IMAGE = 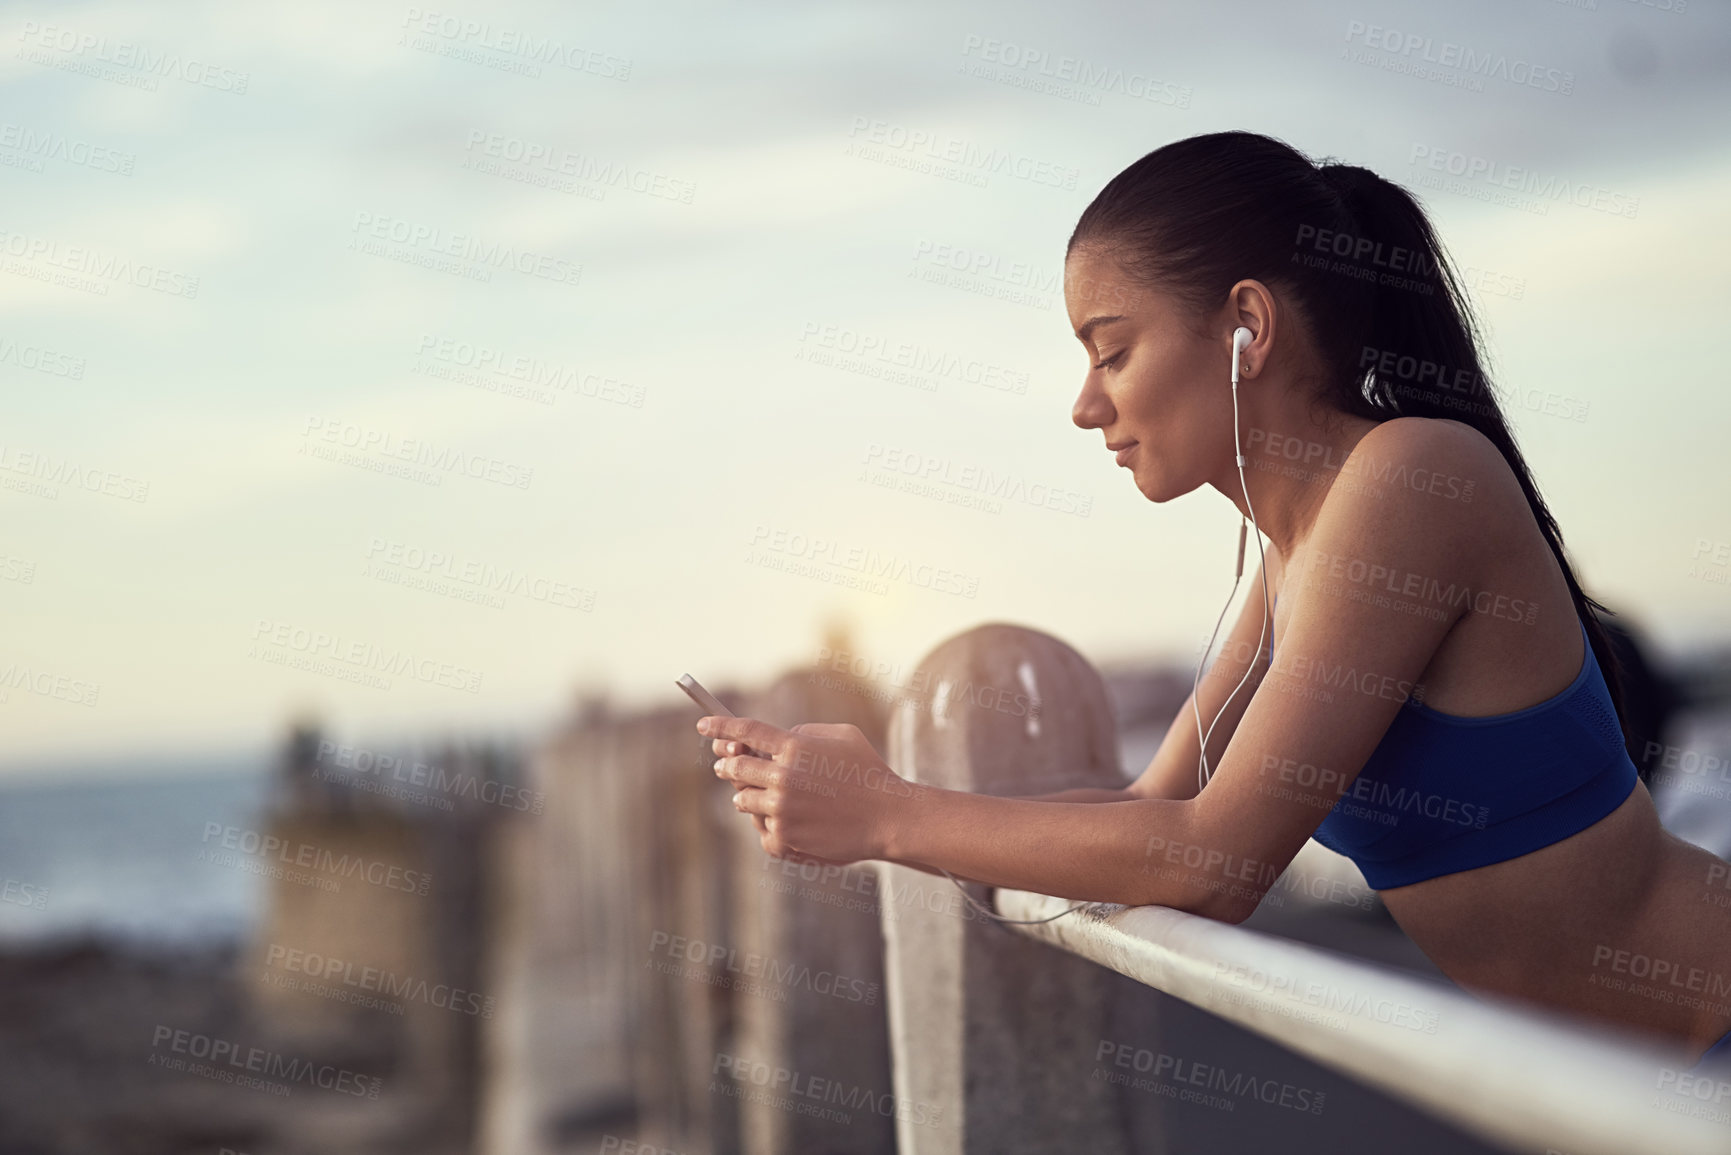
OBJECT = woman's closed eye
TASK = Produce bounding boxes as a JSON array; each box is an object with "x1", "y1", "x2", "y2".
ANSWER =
[{"x1": 1092, "y1": 350, "x2": 1124, "y2": 371}]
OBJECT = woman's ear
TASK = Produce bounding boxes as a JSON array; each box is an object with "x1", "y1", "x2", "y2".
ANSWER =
[{"x1": 1226, "y1": 279, "x2": 1277, "y2": 378}]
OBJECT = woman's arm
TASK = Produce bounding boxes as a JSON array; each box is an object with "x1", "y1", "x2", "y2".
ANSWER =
[
  {"x1": 708, "y1": 421, "x2": 1492, "y2": 918},
  {"x1": 1013, "y1": 548, "x2": 1283, "y2": 806}
]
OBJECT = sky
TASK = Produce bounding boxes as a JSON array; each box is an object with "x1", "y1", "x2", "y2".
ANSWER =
[{"x1": 2, "y1": 0, "x2": 1729, "y2": 776}]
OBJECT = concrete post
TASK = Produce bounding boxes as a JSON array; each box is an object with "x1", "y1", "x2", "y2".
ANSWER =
[
  {"x1": 879, "y1": 622, "x2": 1172, "y2": 1155},
  {"x1": 720, "y1": 667, "x2": 896, "y2": 1154}
]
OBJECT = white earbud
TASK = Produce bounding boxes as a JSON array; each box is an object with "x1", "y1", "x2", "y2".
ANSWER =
[
  {"x1": 1231, "y1": 326, "x2": 1253, "y2": 385},
  {"x1": 1193, "y1": 323, "x2": 1271, "y2": 793}
]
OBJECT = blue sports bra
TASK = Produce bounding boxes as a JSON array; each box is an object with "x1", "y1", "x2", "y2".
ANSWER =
[{"x1": 1286, "y1": 612, "x2": 1638, "y2": 890}]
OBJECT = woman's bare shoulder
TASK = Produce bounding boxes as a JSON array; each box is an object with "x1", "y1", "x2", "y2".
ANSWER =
[{"x1": 1336, "y1": 417, "x2": 1528, "y2": 531}]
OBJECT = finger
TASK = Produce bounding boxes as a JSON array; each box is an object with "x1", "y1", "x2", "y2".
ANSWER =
[
  {"x1": 717, "y1": 753, "x2": 781, "y2": 790},
  {"x1": 789, "y1": 722, "x2": 852, "y2": 739},
  {"x1": 733, "y1": 787, "x2": 777, "y2": 818},
  {"x1": 698, "y1": 715, "x2": 793, "y2": 758},
  {"x1": 784, "y1": 848, "x2": 845, "y2": 867},
  {"x1": 761, "y1": 816, "x2": 790, "y2": 860}
]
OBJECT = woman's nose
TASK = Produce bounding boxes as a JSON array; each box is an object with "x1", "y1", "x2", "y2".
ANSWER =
[{"x1": 1072, "y1": 377, "x2": 1113, "y2": 430}]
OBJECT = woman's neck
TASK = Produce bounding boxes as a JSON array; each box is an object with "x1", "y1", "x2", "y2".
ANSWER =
[{"x1": 1212, "y1": 397, "x2": 1381, "y2": 559}]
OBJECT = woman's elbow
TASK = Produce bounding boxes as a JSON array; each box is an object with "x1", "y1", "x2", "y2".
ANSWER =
[
  {"x1": 1202, "y1": 890, "x2": 1263, "y2": 925},
  {"x1": 1122, "y1": 880, "x2": 1263, "y2": 924}
]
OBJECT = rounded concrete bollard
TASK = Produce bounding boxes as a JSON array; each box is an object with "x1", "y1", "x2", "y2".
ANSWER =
[{"x1": 879, "y1": 622, "x2": 1172, "y2": 1155}]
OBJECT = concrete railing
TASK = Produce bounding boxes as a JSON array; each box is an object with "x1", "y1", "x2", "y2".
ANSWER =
[
  {"x1": 992, "y1": 892, "x2": 1727, "y2": 1155},
  {"x1": 883, "y1": 622, "x2": 1731, "y2": 1155},
  {"x1": 485, "y1": 620, "x2": 1730, "y2": 1154}
]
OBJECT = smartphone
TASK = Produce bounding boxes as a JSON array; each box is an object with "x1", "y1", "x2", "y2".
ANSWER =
[{"x1": 676, "y1": 674, "x2": 735, "y2": 718}]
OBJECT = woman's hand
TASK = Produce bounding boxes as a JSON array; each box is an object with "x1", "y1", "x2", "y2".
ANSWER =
[{"x1": 701, "y1": 715, "x2": 921, "y2": 864}]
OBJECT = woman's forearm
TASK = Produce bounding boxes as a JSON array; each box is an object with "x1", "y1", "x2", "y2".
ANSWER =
[
  {"x1": 875, "y1": 789, "x2": 1136, "y2": 879},
  {"x1": 882, "y1": 785, "x2": 1233, "y2": 914},
  {"x1": 1012, "y1": 786, "x2": 1138, "y2": 804}
]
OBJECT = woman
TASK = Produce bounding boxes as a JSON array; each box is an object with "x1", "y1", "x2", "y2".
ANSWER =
[{"x1": 698, "y1": 131, "x2": 1731, "y2": 1069}]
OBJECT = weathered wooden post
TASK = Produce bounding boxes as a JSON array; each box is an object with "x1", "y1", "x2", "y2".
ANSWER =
[
  {"x1": 718, "y1": 666, "x2": 896, "y2": 1154},
  {"x1": 879, "y1": 622, "x2": 1172, "y2": 1155}
]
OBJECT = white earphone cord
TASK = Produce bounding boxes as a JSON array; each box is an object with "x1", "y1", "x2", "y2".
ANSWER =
[
  {"x1": 1195, "y1": 332, "x2": 1271, "y2": 793},
  {"x1": 939, "y1": 867, "x2": 1083, "y2": 924},
  {"x1": 936, "y1": 330, "x2": 1267, "y2": 924}
]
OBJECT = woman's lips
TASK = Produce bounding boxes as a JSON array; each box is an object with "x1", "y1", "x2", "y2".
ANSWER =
[{"x1": 1115, "y1": 442, "x2": 1138, "y2": 467}]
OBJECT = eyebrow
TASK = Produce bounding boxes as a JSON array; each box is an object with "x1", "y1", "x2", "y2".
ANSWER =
[{"x1": 1075, "y1": 315, "x2": 1124, "y2": 342}]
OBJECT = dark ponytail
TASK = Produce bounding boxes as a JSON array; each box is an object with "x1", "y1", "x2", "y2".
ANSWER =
[{"x1": 1069, "y1": 131, "x2": 1633, "y2": 766}]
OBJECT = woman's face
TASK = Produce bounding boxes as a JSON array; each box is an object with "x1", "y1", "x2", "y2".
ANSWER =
[{"x1": 1065, "y1": 245, "x2": 1233, "y2": 503}]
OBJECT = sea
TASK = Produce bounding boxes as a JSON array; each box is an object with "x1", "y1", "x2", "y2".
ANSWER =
[
  {"x1": 0, "y1": 749, "x2": 273, "y2": 948},
  {"x1": 1, "y1": 706, "x2": 1728, "y2": 951}
]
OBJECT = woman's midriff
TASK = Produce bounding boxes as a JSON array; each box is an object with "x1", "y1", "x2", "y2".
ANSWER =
[{"x1": 1376, "y1": 782, "x2": 1731, "y2": 1059}]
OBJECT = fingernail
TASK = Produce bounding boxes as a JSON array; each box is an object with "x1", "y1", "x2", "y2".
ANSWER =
[
  {"x1": 713, "y1": 758, "x2": 724, "y2": 772},
  {"x1": 698, "y1": 718, "x2": 711, "y2": 735}
]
